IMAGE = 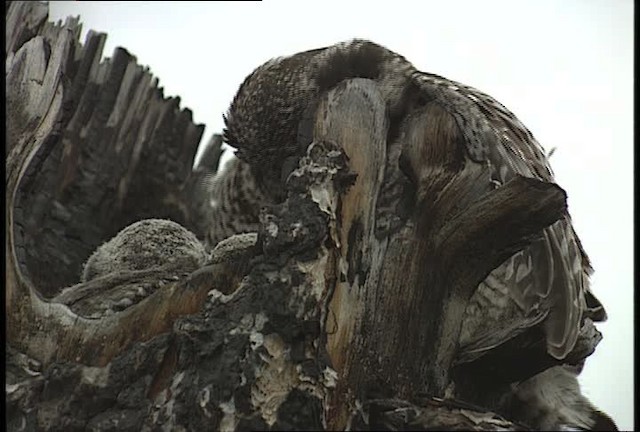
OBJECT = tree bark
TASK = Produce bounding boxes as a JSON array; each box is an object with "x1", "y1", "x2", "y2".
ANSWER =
[{"x1": 6, "y1": 3, "x2": 570, "y2": 431}]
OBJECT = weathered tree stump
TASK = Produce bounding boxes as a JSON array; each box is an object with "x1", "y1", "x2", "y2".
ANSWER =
[
  {"x1": 6, "y1": 1, "x2": 207, "y2": 300},
  {"x1": 7, "y1": 2, "x2": 602, "y2": 431}
]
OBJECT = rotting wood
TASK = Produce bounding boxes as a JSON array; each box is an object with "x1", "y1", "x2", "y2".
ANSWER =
[
  {"x1": 6, "y1": 2, "x2": 206, "y2": 301},
  {"x1": 6, "y1": 2, "x2": 590, "y2": 431},
  {"x1": 319, "y1": 83, "x2": 567, "y2": 429},
  {"x1": 5, "y1": 0, "x2": 218, "y2": 380}
]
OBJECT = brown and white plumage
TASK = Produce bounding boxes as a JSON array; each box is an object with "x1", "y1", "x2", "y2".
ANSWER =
[
  {"x1": 497, "y1": 365, "x2": 617, "y2": 431},
  {"x1": 220, "y1": 39, "x2": 607, "y2": 363},
  {"x1": 201, "y1": 157, "x2": 271, "y2": 249},
  {"x1": 409, "y1": 71, "x2": 608, "y2": 360},
  {"x1": 223, "y1": 40, "x2": 414, "y2": 199},
  {"x1": 205, "y1": 38, "x2": 616, "y2": 429}
]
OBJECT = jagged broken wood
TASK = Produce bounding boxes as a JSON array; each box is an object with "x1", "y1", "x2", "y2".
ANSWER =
[{"x1": 6, "y1": 2, "x2": 568, "y2": 431}]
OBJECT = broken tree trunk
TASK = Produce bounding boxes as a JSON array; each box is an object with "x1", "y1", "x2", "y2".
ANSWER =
[
  {"x1": 6, "y1": 1, "x2": 207, "y2": 300},
  {"x1": 6, "y1": 2, "x2": 568, "y2": 431}
]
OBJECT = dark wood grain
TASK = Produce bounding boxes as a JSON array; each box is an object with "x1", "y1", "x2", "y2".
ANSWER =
[{"x1": 5, "y1": 3, "x2": 583, "y2": 430}]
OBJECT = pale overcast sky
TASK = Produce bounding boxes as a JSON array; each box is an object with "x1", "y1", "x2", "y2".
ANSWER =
[{"x1": 48, "y1": 1, "x2": 633, "y2": 429}]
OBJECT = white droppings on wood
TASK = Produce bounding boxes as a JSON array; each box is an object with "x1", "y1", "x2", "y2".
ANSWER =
[
  {"x1": 198, "y1": 385, "x2": 212, "y2": 418},
  {"x1": 219, "y1": 398, "x2": 238, "y2": 432},
  {"x1": 322, "y1": 366, "x2": 338, "y2": 388},
  {"x1": 250, "y1": 331, "x2": 264, "y2": 351},
  {"x1": 251, "y1": 332, "x2": 298, "y2": 426},
  {"x1": 310, "y1": 182, "x2": 338, "y2": 217},
  {"x1": 265, "y1": 221, "x2": 279, "y2": 238},
  {"x1": 207, "y1": 287, "x2": 239, "y2": 304},
  {"x1": 294, "y1": 252, "x2": 329, "y2": 318}
]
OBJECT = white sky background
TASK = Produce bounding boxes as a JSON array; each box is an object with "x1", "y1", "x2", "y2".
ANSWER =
[{"x1": 48, "y1": 1, "x2": 633, "y2": 429}]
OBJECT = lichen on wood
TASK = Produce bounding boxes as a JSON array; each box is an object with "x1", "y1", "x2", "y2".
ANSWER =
[{"x1": 6, "y1": 2, "x2": 588, "y2": 431}]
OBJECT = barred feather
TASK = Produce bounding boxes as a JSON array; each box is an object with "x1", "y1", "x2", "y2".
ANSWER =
[
  {"x1": 498, "y1": 365, "x2": 617, "y2": 430},
  {"x1": 218, "y1": 39, "x2": 607, "y2": 362},
  {"x1": 202, "y1": 157, "x2": 270, "y2": 249},
  {"x1": 223, "y1": 39, "x2": 414, "y2": 194},
  {"x1": 409, "y1": 72, "x2": 606, "y2": 359}
]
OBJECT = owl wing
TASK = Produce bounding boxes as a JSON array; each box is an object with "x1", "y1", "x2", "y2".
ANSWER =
[{"x1": 410, "y1": 71, "x2": 606, "y2": 360}]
